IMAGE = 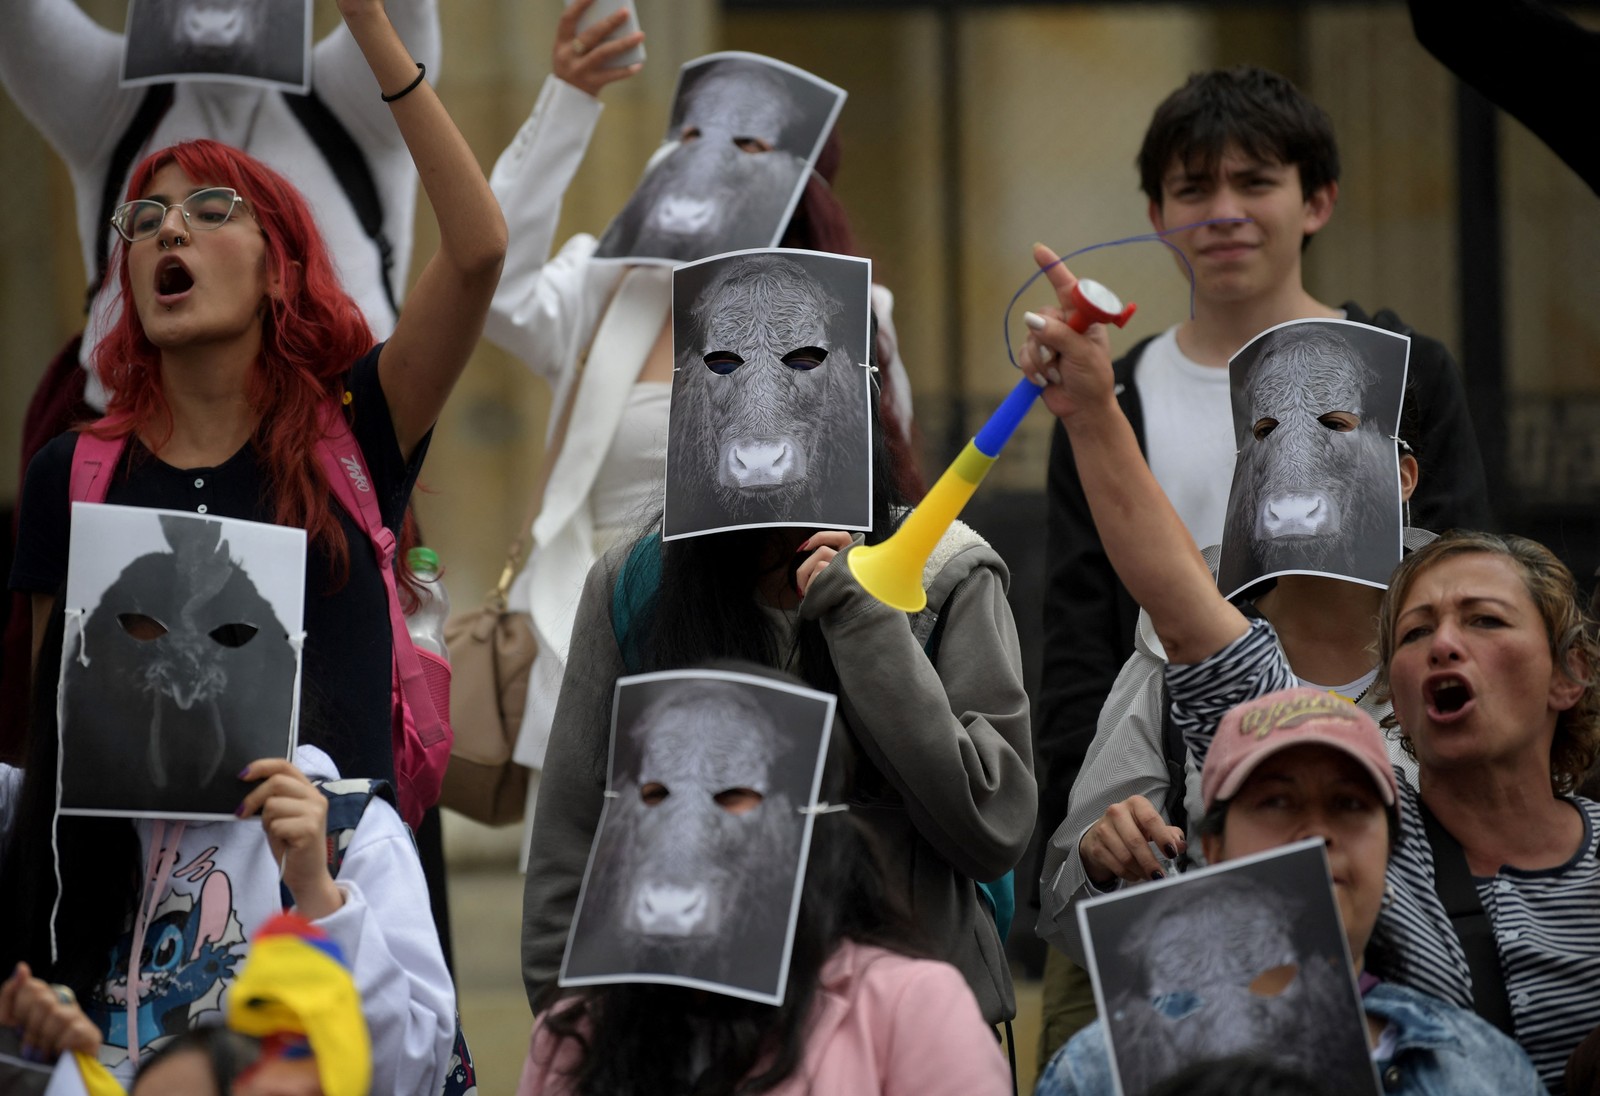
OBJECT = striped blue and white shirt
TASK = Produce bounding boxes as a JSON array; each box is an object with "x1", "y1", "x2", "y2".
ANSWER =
[{"x1": 1166, "y1": 619, "x2": 1600, "y2": 1093}]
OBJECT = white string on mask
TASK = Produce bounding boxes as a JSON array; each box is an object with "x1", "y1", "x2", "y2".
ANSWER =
[{"x1": 797, "y1": 801, "x2": 848, "y2": 815}]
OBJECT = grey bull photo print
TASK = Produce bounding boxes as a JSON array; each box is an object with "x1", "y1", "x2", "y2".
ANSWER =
[
  {"x1": 560, "y1": 670, "x2": 836, "y2": 1005},
  {"x1": 591, "y1": 52, "x2": 845, "y2": 265},
  {"x1": 1217, "y1": 318, "x2": 1410, "y2": 600},
  {"x1": 663, "y1": 248, "x2": 873, "y2": 540}
]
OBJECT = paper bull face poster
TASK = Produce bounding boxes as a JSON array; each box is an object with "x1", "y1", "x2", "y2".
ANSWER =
[
  {"x1": 591, "y1": 52, "x2": 846, "y2": 265},
  {"x1": 663, "y1": 248, "x2": 874, "y2": 541},
  {"x1": 561, "y1": 670, "x2": 837, "y2": 1005},
  {"x1": 1217, "y1": 319, "x2": 1410, "y2": 601},
  {"x1": 122, "y1": 0, "x2": 313, "y2": 93},
  {"x1": 1078, "y1": 839, "x2": 1380, "y2": 1096},
  {"x1": 58, "y1": 504, "x2": 305, "y2": 820}
]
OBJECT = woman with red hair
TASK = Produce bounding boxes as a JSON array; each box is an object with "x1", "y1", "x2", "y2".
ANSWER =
[{"x1": 9, "y1": 0, "x2": 507, "y2": 791}]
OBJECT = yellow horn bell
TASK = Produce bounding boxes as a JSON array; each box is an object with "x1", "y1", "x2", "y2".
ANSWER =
[{"x1": 848, "y1": 441, "x2": 997, "y2": 612}]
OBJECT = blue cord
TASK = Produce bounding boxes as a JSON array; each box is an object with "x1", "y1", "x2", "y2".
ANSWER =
[{"x1": 1002, "y1": 217, "x2": 1251, "y2": 370}]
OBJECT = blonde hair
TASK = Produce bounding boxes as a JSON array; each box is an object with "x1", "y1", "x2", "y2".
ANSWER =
[{"x1": 1373, "y1": 531, "x2": 1600, "y2": 794}]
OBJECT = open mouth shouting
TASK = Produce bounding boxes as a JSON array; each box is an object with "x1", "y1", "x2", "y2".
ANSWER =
[
  {"x1": 154, "y1": 255, "x2": 195, "y2": 305},
  {"x1": 1424, "y1": 673, "x2": 1476, "y2": 723}
]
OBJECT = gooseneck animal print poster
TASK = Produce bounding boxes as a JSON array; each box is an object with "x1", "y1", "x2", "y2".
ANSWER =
[
  {"x1": 663, "y1": 248, "x2": 873, "y2": 540},
  {"x1": 560, "y1": 670, "x2": 836, "y2": 1005},
  {"x1": 1216, "y1": 319, "x2": 1410, "y2": 601},
  {"x1": 122, "y1": 0, "x2": 313, "y2": 93},
  {"x1": 1078, "y1": 839, "x2": 1380, "y2": 1096},
  {"x1": 57, "y1": 504, "x2": 306, "y2": 820},
  {"x1": 592, "y1": 53, "x2": 846, "y2": 265}
]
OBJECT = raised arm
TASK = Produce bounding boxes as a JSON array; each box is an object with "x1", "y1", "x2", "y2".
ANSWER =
[
  {"x1": 1021, "y1": 245, "x2": 1245, "y2": 666},
  {"x1": 482, "y1": 1, "x2": 644, "y2": 381},
  {"x1": 0, "y1": 0, "x2": 131, "y2": 171},
  {"x1": 339, "y1": 0, "x2": 507, "y2": 460},
  {"x1": 800, "y1": 539, "x2": 1035, "y2": 882},
  {"x1": 313, "y1": 0, "x2": 441, "y2": 148}
]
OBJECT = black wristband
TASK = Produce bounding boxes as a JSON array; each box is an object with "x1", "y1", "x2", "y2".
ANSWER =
[{"x1": 381, "y1": 62, "x2": 426, "y2": 103}]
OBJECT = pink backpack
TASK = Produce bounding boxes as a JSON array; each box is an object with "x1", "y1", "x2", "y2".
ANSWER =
[{"x1": 68, "y1": 403, "x2": 451, "y2": 829}]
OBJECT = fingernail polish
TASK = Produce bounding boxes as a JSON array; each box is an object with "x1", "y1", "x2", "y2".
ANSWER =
[
  {"x1": 1047, "y1": 368, "x2": 1062, "y2": 385},
  {"x1": 1151, "y1": 870, "x2": 1165, "y2": 881},
  {"x1": 1023, "y1": 311, "x2": 1046, "y2": 331},
  {"x1": 1165, "y1": 844, "x2": 1179, "y2": 859},
  {"x1": 238, "y1": 767, "x2": 251, "y2": 780},
  {"x1": 1037, "y1": 344, "x2": 1054, "y2": 367},
  {"x1": 235, "y1": 803, "x2": 248, "y2": 818}
]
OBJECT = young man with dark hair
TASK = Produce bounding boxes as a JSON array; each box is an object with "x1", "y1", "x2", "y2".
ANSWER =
[{"x1": 1032, "y1": 65, "x2": 1492, "y2": 1069}]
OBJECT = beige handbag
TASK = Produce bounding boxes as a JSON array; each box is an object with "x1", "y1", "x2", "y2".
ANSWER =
[
  {"x1": 439, "y1": 544, "x2": 538, "y2": 826},
  {"x1": 439, "y1": 286, "x2": 619, "y2": 825}
]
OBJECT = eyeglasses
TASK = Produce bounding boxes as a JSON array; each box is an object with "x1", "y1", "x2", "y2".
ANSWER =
[{"x1": 110, "y1": 187, "x2": 246, "y2": 243}]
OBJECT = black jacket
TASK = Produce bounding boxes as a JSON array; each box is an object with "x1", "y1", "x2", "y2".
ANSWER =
[{"x1": 1033, "y1": 304, "x2": 1492, "y2": 903}]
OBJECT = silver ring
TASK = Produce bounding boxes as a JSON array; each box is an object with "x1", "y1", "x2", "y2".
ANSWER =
[
  {"x1": 49, "y1": 983, "x2": 76, "y2": 1007},
  {"x1": 571, "y1": 36, "x2": 588, "y2": 56}
]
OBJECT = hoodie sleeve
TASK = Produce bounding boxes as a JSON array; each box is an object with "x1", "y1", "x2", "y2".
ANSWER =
[
  {"x1": 482, "y1": 76, "x2": 619, "y2": 387},
  {"x1": 312, "y1": 802, "x2": 456, "y2": 1096},
  {"x1": 800, "y1": 544, "x2": 1035, "y2": 882},
  {"x1": 520, "y1": 547, "x2": 628, "y2": 1007}
]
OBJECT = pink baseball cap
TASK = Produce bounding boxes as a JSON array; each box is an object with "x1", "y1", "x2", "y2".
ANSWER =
[{"x1": 1203, "y1": 687, "x2": 1398, "y2": 811}]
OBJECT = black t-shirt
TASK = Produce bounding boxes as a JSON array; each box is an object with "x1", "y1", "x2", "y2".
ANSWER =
[{"x1": 10, "y1": 345, "x2": 429, "y2": 785}]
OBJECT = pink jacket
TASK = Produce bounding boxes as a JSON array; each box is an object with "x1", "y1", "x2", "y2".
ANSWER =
[{"x1": 516, "y1": 941, "x2": 1012, "y2": 1095}]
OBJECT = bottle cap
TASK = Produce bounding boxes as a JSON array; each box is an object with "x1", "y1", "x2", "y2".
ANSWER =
[{"x1": 407, "y1": 547, "x2": 440, "y2": 574}]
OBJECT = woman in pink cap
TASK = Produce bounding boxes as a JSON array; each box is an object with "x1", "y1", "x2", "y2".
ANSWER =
[
  {"x1": 1036, "y1": 685, "x2": 1544, "y2": 1094},
  {"x1": 1021, "y1": 245, "x2": 1597, "y2": 1092}
]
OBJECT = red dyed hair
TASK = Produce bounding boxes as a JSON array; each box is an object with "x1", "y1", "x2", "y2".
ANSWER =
[
  {"x1": 780, "y1": 129, "x2": 925, "y2": 500},
  {"x1": 93, "y1": 139, "x2": 376, "y2": 578}
]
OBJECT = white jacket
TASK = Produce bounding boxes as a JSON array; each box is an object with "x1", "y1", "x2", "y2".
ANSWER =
[
  {"x1": 483, "y1": 76, "x2": 916, "y2": 780},
  {"x1": 0, "y1": 0, "x2": 438, "y2": 403},
  {"x1": 0, "y1": 746, "x2": 456, "y2": 1093}
]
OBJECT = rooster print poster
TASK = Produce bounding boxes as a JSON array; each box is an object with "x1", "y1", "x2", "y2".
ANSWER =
[{"x1": 58, "y1": 504, "x2": 305, "y2": 819}]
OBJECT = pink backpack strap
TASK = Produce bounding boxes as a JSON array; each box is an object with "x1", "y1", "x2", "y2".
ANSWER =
[
  {"x1": 314, "y1": 402, "x2": 449, "y2": 827},
  {"x1": 69, "y1": 428, "x2": 130, "y2": 504}
]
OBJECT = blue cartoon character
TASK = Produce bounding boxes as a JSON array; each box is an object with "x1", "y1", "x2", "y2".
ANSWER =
[{"x1": 90, "y1": 865, "x2": 243, "y2": 1054}]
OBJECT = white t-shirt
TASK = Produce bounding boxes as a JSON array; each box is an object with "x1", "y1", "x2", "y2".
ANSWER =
[{"x1": 1133, "y1": 328, "x2": 1235, "y2": 549}]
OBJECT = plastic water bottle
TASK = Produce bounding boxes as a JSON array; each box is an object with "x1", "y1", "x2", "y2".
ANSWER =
[{"x1": 407, "y1": 547, "x2": 451, "y2": 661}]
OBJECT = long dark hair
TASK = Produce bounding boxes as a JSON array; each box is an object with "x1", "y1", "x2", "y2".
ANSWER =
[
  {"x1": 534, "y1": 675, "x2": 923, "y2": 1095},
  {"x1": 0, "y1": 600, "x2": 142, "y2": 1002}
]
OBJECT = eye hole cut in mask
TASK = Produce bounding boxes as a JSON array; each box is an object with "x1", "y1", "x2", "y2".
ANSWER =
[{"x1": 679, "y1": 125, "x2": 776, "y2": 155}]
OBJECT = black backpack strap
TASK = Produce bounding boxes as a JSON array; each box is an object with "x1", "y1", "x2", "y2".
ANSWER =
[
  {"x1": 283, "y1": 90, "x2": 399, "y2": 317},
  {"x1": 921, "y1": 571, "x2": 977, "y2": 665},
  {"x1": 1416, "y1": 798, "x2": 1515, "y2": 1034},
  {"x1": 89, "y1": 84, "x2": 175, "y2": 309},
  {"x1": 278, "y1": 778, "x2": 400, "y2": 907},
  {"x1": 1159, "y1": 682, "x2": 1189, "y2": 840}
]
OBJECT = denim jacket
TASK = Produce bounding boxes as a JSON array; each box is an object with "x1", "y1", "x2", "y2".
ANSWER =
[{"x1": 1035, "y1": 982, "x2": 1547, "y2": 1096}]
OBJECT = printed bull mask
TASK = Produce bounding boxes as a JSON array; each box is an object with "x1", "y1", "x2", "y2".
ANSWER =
[
  {"x1": 1216, "y1": 319, "x2": 1411, "y2": 601},
  {"x1": 561, "y1": 670, "x2": 836, "y2": 1005},
  {"x1": 58, "y1": 504, "x2": 306, "y2": 819},
  {"x1": 122, "y1": 0, "x2": 313, "y2": 93},
  {"x1": 663, "y1": 248, "x2": 874, "y2": 540},
  {"x1": 1079, "y1": 840, "x2": 1380, "y2": 1096},
  {"x1": 591, "y1": 53, "x2": 846, "y2": 265}
]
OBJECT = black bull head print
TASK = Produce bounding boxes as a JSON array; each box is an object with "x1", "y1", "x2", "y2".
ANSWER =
[
  {"x1": 597, "y1": 64, "x2": 810, "y2": 262},
  {"x1": 1227, "y1": 325, "x2": 1399, "y2": 576},
  {"x1": 582, "y1": 682, "x2": 803, "y2": 977},
  {"x1": 669, "y1": 255, "x2": 867, "y2": 529},
  {"x1": 62, "y1": 515, "x2": 294, "y2": 811}
]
